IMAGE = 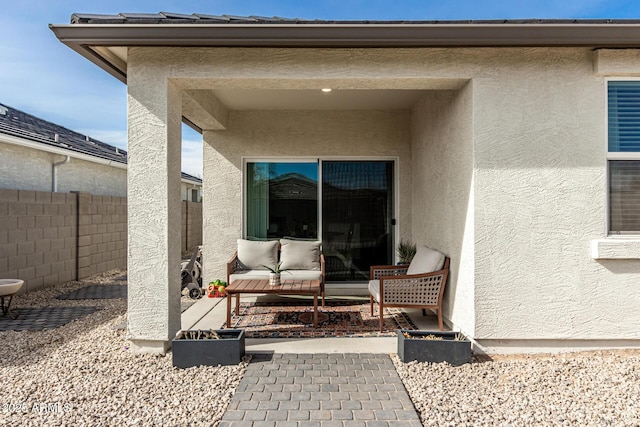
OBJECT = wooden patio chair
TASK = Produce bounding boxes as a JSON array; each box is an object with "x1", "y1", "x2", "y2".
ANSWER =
[{"x1": 369, "y1": 252, "x2": 450, "y2": 332}]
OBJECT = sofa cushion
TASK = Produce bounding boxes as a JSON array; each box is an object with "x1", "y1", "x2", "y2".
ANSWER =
[
  {"x1": 406, "y1": 246, "x2": 445, "y2": 275},
  {"x1": 279, "y1": 239, "x2": 321, "y2": 271},
  {"x1": 368, "y1": 280, "x2": 380, "y2": 302},
  {"x1": 229, "y1": 270, "x2": 271, "y2": 283},
  {"x1": 230, "y1": 269, "x2": 322, "y2": 284},
  {"x1": 287, "y1": 270, "x2": 322, "y2": 281},
  {"x1": 237, "y1": 239, "x2": 279, "y2": 270}
]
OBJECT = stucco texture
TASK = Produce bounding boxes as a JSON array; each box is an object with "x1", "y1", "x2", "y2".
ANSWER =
[
  {"x1": 125, "y1": 46, "x2": 640, "y2": 351},
  {"x1": 127, "y1": 53, "x2": 183, "y2": 350},
  {"x1": 411, "y1": 86, "x2": 475, "y2": 336},
  {"x1": 202, "y1": 109, "x2": 411, "y2": 285},
  {"x1": 0, "y1": 141, "x2": 127, "y2": 197},
  {"x1": 471, "y1": 49, "x2": 638, "y2": 342}
]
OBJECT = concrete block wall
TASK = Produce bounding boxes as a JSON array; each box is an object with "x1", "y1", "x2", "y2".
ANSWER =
[
  {"x1": 181, "y1": 201, "x2": 203, "y2": 254},
  {"x1": 76, "y1": 193, "x2": 127, "y2": 279},
  {"x1": 0, "y1": 189, "x2": 201, "y2": 293},
  {"x1": 0, "y1": 189, "x2": 77, "y2": 292}
]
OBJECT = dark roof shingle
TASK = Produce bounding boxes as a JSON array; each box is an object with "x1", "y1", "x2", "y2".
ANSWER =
[{"x1": 0, "y1": 102, "x2": 128, "y2": 164}]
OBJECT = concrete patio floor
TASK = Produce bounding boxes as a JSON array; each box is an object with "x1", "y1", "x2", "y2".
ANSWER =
[{"x1": 181, "y1": 293, "x2": 448, "y2": 354}]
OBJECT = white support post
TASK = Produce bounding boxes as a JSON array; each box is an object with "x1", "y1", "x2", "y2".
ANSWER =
[{"x1": 126, "y1": 70, "x2": 182, "y2": 354}]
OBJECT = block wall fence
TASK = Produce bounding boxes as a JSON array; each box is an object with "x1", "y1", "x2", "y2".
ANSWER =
[{"x1": 0, "y1": 189, "x2": 202, "y2": 293}]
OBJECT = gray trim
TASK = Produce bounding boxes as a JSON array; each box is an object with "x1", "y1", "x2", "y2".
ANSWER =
[
  {"x1": 50, "y1": 21, "x2": 640, "y2": 83},
  {"x1": 51, "y1": 22, "x2": 640, "y2": 48}
]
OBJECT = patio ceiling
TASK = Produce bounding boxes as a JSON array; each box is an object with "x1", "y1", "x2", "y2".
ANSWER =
[{"x1": 211, "y1": 88, "x2": 426, "y2": 111}]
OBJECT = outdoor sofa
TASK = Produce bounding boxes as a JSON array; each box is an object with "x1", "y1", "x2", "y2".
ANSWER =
[{"x1": 227, "y1": 239, "x2": 326, "y2": 306}]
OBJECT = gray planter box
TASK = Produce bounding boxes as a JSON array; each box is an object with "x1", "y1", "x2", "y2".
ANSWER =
[
  {"x1": 172, "y1": 329, "x2": 245, "y2": 368},
  {"x1": 397, "y1": 330, "x2": 471, "y2": 366}
]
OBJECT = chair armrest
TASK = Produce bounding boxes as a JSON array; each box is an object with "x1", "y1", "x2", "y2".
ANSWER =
[
  {"x1": 370, "y1": 265, "x2": 409, "y2": 280},
  {"x1": 226, "y1": 251, "x2": 239, "y2": 284}
]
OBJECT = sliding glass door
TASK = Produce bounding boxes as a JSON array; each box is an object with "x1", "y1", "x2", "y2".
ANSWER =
[
  {"x1": 322, "y1": 161, "x2": 394, "y2": 281},
  {"x1": 246, "y1": 160, "x2": 394, "y2": 281},
  {"x1": 246, "y1": 162, "x2": 318, "y2": 239}
]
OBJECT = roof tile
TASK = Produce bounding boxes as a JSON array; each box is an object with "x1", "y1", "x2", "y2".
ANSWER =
[{"x1": 69, "y1": 13, "x2": 640, "y2": 25}]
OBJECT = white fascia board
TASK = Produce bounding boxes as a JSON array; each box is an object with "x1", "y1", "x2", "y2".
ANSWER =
[{"x1": 181, "y1": 178, "x2": 202, "y2": 186}]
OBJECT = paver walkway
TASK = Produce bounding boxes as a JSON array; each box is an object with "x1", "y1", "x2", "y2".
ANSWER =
[{"x1": 220, "y1": 353, "x2": 422, "y2": 427}]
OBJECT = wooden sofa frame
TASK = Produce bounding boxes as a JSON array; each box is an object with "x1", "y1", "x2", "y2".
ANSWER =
[{"x1": 227, "y1": 250, "x2": 326, "y2": 307}]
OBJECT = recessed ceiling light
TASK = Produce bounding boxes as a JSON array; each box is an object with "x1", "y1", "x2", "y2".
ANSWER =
[{"x1": 321, "y1": 88, "x2": 332, "y2": 93}]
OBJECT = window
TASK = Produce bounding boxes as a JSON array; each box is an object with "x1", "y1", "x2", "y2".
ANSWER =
[
  {"x1": 608, "y1": 81, "x2": 640, "y2": 234},
  {"x1": 191, "y1": 189, "x2": 199, "y2": 202},
  {"x1": 246, "y1": 162, "x2": 318, "y2": 239}
]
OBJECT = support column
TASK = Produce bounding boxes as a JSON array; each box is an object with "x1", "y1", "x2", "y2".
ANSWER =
[{"x1": 126, "y1": 69, "x2": 182, "y2": 354}]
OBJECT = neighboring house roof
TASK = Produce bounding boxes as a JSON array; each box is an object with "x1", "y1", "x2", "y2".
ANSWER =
[
  {"x1": 0, "y1": 102, "x2": 202, "y2": 184},
  {"x1": 50, "y1": 14, "x2": 640, "y2": 83}
]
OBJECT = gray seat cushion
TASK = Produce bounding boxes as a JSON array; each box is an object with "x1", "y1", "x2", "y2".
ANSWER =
[
  {"x1": 237, "y1": 239, "x2": 279, "y2": 270},
  {"x1": 368, "y1": 280, "x2": 380, "y2": 302},
  {"x1": 279, "y1": 239, "x2": 321, "y2": 271},
  {"x1": 287, "y1": 270, "x2": 322, "y2": 281},
  {"x1": 406, "y1": 246, "x2": 445, "y2": 275},
  {"x1": 230, "y1": 269, "x2": 322, "y2": 284},
  {"x1": 229, "y1": 270, "x2": 271, "y2": 283}
]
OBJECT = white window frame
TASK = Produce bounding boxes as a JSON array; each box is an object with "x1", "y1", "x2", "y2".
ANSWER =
[{"x1": 606, "y1": 77, "x2": 640, "y2": 236}]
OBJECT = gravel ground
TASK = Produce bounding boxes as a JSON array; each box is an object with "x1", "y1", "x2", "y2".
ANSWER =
[
  {"x1": 393, "y1": 351, "x2": 640, "y2": 426},
  {"x1": 0, "y1": 270, "x2": 248, "y2": 427},
  {"x1": 2, "y1": 271, "x2": 640, "y2": 426}
]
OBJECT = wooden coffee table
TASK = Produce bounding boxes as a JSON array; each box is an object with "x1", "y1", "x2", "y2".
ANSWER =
[{"x1": 226, "y1": 279, "x2": 321, "y2": 329}]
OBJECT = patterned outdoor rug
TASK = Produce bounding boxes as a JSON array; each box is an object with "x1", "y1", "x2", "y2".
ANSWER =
[
  {"x1": 0, "y1": 306, "x2": 100, "y2": 331},
  {"x1": 56, "y1": 284, "x2": 127, "y2": 300},
  {"x1": 224, "y1": 301, "x2": 417, "y2": 338}
]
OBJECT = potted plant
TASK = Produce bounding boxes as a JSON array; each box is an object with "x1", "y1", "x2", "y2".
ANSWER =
[
  {"x1": 396, "y1": 240, "x2": 416, "y2": 265},
  {"x1": 262, "y1": 262, "x2": 289, "y2": 286},
  {"x1": 172, "y1": 329, "x2": 245, "y2": 368},
  {"x1": 397, "y1": 330, "x2": 471, "y2": 366}
]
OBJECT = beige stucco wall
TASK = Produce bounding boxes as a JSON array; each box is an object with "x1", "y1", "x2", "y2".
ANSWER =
[
  {"x1": 125, "y1": 46, "x2": 640, "y2": 352},
  {"x1": 0, "y1": 141, "x2": 127, "y2": 197},
  {"x1": 470, "y1": 48, "x2": 636, "y2": 346},
  {"x1": 411, "y1": 85, "x2": 475, "y2": 336},
  {"x1": 202, "y1": 109, "x2": 411, "y2": 284},
  {"x1": 127, "y1": 56, "x2": 183, "y2": 353}
]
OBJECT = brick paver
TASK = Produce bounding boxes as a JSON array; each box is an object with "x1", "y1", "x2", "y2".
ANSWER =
[{"x1": 220, "y1": 354, "x2": 422, "y2": 427}]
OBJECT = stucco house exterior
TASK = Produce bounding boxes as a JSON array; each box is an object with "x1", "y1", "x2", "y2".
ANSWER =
[
  {"x1": 51, "y1": 14, "x2": 640, "y2": 354},
  {"x1": 0, "y1": 102, "x2": 202, "y2": 199}
]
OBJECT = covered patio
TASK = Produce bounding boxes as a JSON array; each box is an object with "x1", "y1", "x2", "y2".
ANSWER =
[
  {"x1": 53, "y1": 19, "x2": 474, "y2": 353},
  {"x1": 52, "y1": 15, "x2": 640, "y2": 355}
]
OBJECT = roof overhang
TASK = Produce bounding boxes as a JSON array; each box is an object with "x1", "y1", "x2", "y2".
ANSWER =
[{"x1": 50, "y1": 22, "x2": 640, "y2": 83}]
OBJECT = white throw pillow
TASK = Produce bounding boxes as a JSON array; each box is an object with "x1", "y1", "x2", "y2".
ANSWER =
[
  {"x1": 406, "y1": 245, "x2": 445, "y2": 275},
  {"x1": 237, "y1": 239, "x2": 279, "y2": 270},
  {"x1": 279, "y1": 239, "x2": 321, "y2": 271}
]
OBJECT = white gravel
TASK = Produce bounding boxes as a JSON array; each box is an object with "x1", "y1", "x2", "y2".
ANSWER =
[
  {"x1": 393, "y1": 351, "x2": 640, "y2": 426},
  {"x1": 0, "y1": 270, "x2": 248, "y2": 427},
  {"x1": 3, "y1": 270, "x2": 640, "y2": 426}
]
